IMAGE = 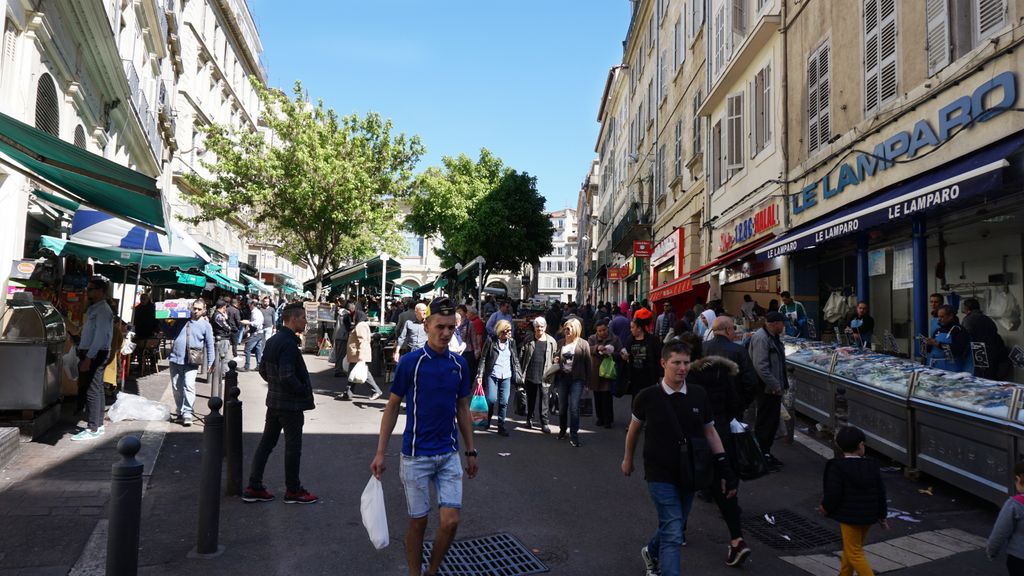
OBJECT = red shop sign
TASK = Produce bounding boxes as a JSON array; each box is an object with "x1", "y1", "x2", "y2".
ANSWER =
[
  {"x1": 650, "y1": 277, "x2": 693, "y2": 301},
  {"x1": 633, "y1": 240, "x2": 653, "y2": 258},
  {"x1": 607, "y1": 265, "x2": 630, "y2": 281}
]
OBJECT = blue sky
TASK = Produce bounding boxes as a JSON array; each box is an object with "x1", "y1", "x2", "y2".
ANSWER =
[{"x1": 247, "y1": 1, "x2": 629, "y2": 212}]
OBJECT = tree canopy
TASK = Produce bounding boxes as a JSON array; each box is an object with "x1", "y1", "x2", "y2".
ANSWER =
[
  {"x1": 184, "y1": 80, "x2": 425, "y2": 293},
  {"x1": 406, "y1": 149, "x2": 553, "y2": 284}
]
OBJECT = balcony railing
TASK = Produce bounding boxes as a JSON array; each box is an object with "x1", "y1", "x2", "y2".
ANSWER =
[{"x1": 610, "y1": 201, "x2": 652, "y2": 255}]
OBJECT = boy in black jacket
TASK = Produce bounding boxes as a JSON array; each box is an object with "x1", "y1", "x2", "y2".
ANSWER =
[{"x1": 820, "y1": 426, "x2": 888, "y2": 575}]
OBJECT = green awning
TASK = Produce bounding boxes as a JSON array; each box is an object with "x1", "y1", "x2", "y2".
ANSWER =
[
  {"x1": 240, "y1": 272, "x2": 273, "y2": 294},
  {"x1": 0, "y1": 111, "x2": 165, "y2": 229},
  {"x1": 32, "y1": 189, "x2": 80, "y2": 213},
  {"x1": 457, "y1": 256, "x2": 485, "y2": 282},
  {"x1": 392, "y1": 284, "x2": 414, "y2": 297},
  {"x1": 413, "y1": 279, "x2": 436, "y2": 295},
  {"x1": 204, "y1": 270, "x2": 246, "y2": 293},
  {"x1": 38, "y1": 236, "x2": 205, "y2": 270},
  {"x1": 435, "y1": 277, "x2": 449, "y2": 291},
  {"x1": 94, "y1": 264, "x2": 208, "y2": 290},
  {"x1": 326, "y1": 256, "x2": 401, "y2": 293},
  {"x1": 282, "y1": 284, "x2": 301, "y2": 295}
]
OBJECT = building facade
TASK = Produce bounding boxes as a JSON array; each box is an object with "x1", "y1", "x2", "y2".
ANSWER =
[
  {"x1": 576, "y1": 160, "x2": 599, "y2": 304},
  {"x1": 537, "y1": 208, "x2": 578, "y2": 302}
]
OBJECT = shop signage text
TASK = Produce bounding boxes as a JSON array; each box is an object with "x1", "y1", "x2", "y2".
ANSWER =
[
  {"x1": 720, "y1": 203, "x2": 779, "y2": 253},
  {"x1": 792, "y1": 71, "x2": 1017, "y2": 215},
  {"x1": 651, "y1": 277, "x2": 693, "y2": 301},
  {"x1": 607, "y1": 265, "x2": 630, "y2": 280},
  {"x1": 633, "y1": 240, "x2": 653, "y2": 258}
]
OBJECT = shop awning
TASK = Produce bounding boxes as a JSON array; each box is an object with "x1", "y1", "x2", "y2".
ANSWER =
[
  {"x1": 32, "y1": 189, "x2": 80, "y2": 213},
  {"x1": 204, "y1": 269, "x2": 246, "y2": 293},
  {"x1": 326, "y1": 256, "x2": 401, "y2": 292},
  {"x1": 38, "y1": 236, "x2": 207, "y2": 270},
  {"x1": 282, "y1": 283, "x2": 302, "y2": 296},
  {"x1": 0, "y1": 111, "x2": 165, "y2": 230},
  {"x1": 240, "y1": 272, "x2": 273, "y2": 294},
  {"x1": 70, "y1": 207, "x2": 211, "y2": 261},
  {"x1": 413, "y1": 279, "x2": 436, "y2": 295},
  {"x1": 94, "y1": 264, "x2": 208, "y2": 291},
  {"x1": 457, "y1": 256, "x2": 485, "y2": 283},
  {"x1": 756, "y1": 133, "x2": 1024, "y2": 261},
  {"x1": 392, "y1": 284, "x2": 414, "y2": 297}
]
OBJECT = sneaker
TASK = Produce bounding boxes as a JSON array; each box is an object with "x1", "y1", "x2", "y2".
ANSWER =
[
  {"x1": 726, "y1": 540, "x2": 751, "y2": 566},
  {"x1": 557, "y1": 431, "x2": 566, "y2": 440},
  {"x1": 96, "y1": 426, "x2": 105, "y2": 435},
  {"x1": 368, "y1": 392, "x2": 382, "y2": 401},
  {"x1": 497, "y1": 427, "x2": 509, "y2": 437},
  {"x1": 241, "y1": 486, "x2": 275, "y2": 503},
  {"x1": 542, "y1": 425, "x2": 551, "y2": 434},
  {"x1": 70, "y1": 429, "x2": 102, "y2": 441},
  {"x1": 283, "y1": 488, "x2": 319, "y2": 504},
  {"x1": 570, "y1": 438, "x2": 582, "y2": 448},
  {"x1": 182, "y1": 417, "x2": 193, "y2": 427},
  {"x1": 169, "y1": 414, "x2": 182, "y2": 424},
  {"x1": 641, "y1": 545, "x2": 660, "y2": 575},
  {"x1": 337, "y1": 392, "x2": 352, "y2": 401}
]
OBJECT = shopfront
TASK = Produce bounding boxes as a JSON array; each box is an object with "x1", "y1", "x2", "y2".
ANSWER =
[{"x1": 709, "y1": 199, "x2": 783, "y2": 321}]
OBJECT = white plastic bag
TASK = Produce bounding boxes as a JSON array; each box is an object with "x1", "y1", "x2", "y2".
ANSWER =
[
  {"x1": 729, "y1": 418, "x2": 748, "y2": 433},
  {"x1": 348, "y1": 361, "x2": 368, "y2": 385},
  {"x1": 107, "y1": 392, "x2": 171, "y2": 422},
  {"x1": 62, "y1": 344, "x2": 79, "y2": 380},
  {"x1": 360, "y1": 476, "x2": 389, "y2": 549},
  {"x1": 120, "y1": 331, "x2": 137, "y2": 355}
]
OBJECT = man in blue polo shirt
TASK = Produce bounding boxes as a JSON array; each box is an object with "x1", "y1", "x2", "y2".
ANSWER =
[{"x1": 371, "y1": 297, "x2": 478, "y2": 576}]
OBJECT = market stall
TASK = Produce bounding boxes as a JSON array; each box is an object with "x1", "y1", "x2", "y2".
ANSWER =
[{"x1": 0, "y1": 294, "x2": 67, "y2": 437}]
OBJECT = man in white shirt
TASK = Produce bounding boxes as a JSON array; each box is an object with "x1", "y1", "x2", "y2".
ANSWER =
[
  {"x1": 72, "y1": 277, "x2": 114, "y2": 441},
  {"x1": 242, "y1": 300, "x2": 264, "y2": 371}
]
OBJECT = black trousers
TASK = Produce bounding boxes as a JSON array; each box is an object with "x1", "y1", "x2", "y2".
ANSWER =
[
  {"x1": 594, "y1": 390, "x2": 614, "y2": 425},
  {"x1": 78, "y1": 350, "x2": 109, "y2": 431},
  {"x1": 524, "y1": 381, "x2": 549, "y2": 425},
  {"x1": 1008, "y1": 554, "x2": 1024, "y2": 576},
  {"x1": 249, "y1": 409, "x2": 305, "y2": 492},
  {"x1": 754, "y1": 389, "x2": 783, "y2": 456}
]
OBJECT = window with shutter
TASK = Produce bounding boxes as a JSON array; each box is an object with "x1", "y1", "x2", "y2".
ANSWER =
[
  {"x1": 925, "y1": 0, "x2": 950, "y2": 75},
  {"x1": 711, "y1": 119, "x2": 723, "y2": 190},
  {"x1": 752, "y1": 64, "x2": 771, "y2": 155},
  {"x1": 975, "y1": 0, "x2": 1007, "y2": 43},
  {"x1": 713, "y1": 6, "x2": 726, "y2": 78},
  {"x1": 726, "y1": 93, "x2": 744, "y2": 178},
  {"x1": 660, "y1": 49, "x2": 669, "y2": 101},
  {"x1": 74, "y1": 125, "x2": 86, "y2": 149},
  {"x1": 733, "y1": 0, "x2": 747, "y2": 36},
  {"x1": 2, "y1": 19, "x2": 16, "y2": 82},
  {"x1": 35, "y1": 73, "x2": 60, "y2": 137},
  {"x1": 673, "y1": 18, "x2": 683, "y2": 72},
  {"x1": 648, "y1": 79, "x2": 654, "y2": 125},
  {"x1": 864, "y1": 0, "x2": 897, "y2": 113},
  {"x1": 808, "y1": 41, "x2": 830, "y2": 155},
  {"x1": 692, "y1": 90, "x2": 703, "y2": 155},
  {"x1": 675, "y1": 119, "x2": 683, "y2": 178}
]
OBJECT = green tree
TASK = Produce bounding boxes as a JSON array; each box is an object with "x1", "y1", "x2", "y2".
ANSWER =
[
  {"x1": 407, "y1": 149, "x2": 553, "y2": 287},
  {"x1": 185, "y1": 80, "x2": 425, "y2": 294}
]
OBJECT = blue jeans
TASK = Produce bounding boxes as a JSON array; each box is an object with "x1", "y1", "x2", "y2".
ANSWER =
[
  {"x1": 169, "y1": 362, "x2": 199, "y2": 419},
  {"x1": 485, "y1": 375, "x2": 511, "y2": 427},
  {"x1": 646, "y1": 482, "x2": 696, "y2": 576},
  {"x1": 399, "y1": 452, "x2": 463, "y2": 518},
  {"x1": 557, "y1": 375, "x2": 584, "y2": 440},
  {"x1": 244, "y1": 332, "x2": 264, "y2": 369}
]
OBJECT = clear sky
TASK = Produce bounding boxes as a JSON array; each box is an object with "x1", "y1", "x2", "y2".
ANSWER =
[{"x1": 246, "y1": 0, "x2": 630, "y2": 212}]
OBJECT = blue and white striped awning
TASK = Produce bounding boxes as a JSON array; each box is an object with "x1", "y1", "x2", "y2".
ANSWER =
[{"x1": 70, "y1": 207, "x2": 211, "y2": 261}]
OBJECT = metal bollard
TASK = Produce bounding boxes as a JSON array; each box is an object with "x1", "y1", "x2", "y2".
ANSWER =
[
  {"x1": 107, "y1": 436, "x2": 143, "y2": 576},
  {"x1": 224, "y1": 386, "x2": 243, "y2": 497},
  {"x1": 191, "y1": 397, "x2": 225, "y2": 558},
  {"x1": 222, "y1": 361, "x2": 238, "y2": 457}
]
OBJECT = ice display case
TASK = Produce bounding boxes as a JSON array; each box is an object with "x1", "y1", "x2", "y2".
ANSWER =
[
  {"x1": 783, "y1": 339, "x2": 836, "y2": 425},
  {"x1": 0, "y1": 297, "x2": 67, "y2": 410}
]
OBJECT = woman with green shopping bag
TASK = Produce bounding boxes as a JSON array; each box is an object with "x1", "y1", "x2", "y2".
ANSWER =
[{"x1": 588, "y1": 317, "x2": 623, "y2": 429}]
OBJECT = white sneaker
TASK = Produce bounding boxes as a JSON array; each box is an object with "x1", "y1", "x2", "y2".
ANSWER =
[{"x1": 641, "y1": 545, "x2": 660, "y2": 575}]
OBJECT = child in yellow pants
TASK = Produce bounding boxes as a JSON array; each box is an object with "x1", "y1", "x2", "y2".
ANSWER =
[{"x1": 819, "y1": 426, "x2": 889, "y2": 575}]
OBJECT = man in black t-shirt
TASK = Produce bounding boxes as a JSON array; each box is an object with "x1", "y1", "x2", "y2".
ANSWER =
[{"x1": 622, "y1": 341, "x2": 745, "y2": 575}]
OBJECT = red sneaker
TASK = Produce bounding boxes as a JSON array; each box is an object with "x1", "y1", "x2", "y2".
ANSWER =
[
  {"x1": 283, "y1": 488, "x2": 319, "y2": 504},
  {"x1": 241, "y1": 486, "x2": 274, "y2": 503}
]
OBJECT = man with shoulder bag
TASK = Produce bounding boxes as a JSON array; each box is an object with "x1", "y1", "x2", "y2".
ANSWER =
[
  {"x1": 167, "y1": 299, "x2": 215, "y2": 426},
  {"x1": 622, "y1": 341, "x2": 740, "y2": 576}
]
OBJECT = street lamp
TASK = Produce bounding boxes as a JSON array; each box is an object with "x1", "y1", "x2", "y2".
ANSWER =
[{"x1": 379, "y1": 253, "x2": 390, "y2": 312}]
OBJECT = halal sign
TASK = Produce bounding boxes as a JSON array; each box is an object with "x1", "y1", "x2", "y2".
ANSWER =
[{"x1": 719, "y1": 203, "x2": 779, "y2": 253}]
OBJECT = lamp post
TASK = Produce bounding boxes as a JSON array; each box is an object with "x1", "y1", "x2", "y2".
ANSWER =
[{"x1": 379, "y1": 253, "x2": 389, "y2": 314}]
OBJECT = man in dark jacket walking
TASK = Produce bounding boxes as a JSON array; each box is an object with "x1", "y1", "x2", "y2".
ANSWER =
[
  {"x1": 962, "y1": 297, "x2": 1009, "y2": 379},
  {"x1": 704, "y1": 316, "x2": 758, "y2": 415},
  {"x1": 242, "y1": 303, "x2": 318, "y2": 504},
  {"x1": 749, "y1": 312, "x2": 789, "y2": 470}
]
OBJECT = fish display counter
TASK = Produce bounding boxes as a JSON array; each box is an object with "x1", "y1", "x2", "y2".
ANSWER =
[{"x1": 783, "y1": 339, "x2": 836, "y2": 425}]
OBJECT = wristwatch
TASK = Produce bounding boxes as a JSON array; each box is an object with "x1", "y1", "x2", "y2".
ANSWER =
[{"x1": 464, "y1": 450, "x2": 478, "y2": 458}]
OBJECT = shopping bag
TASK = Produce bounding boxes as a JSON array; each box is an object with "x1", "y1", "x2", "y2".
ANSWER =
[
  {"x1": 348, "y1": 361, "x2": 369, "y2": 385},
  {"x1": 470, "y1": 383, "x2": 489, "y2": 428},
  {"x1": 579, "y1": 388, "x2": 594, "y2": 418},
  {"x1": 317, "y1": 337, "x2": 332, "y2": 357},
  {"x1": 731, "y1": 430, "x2": 769, "y2": 481},
  {"x1": 599, "y1": 356, "x2": 617, "y2": 380},
  {"x1": 327, "y1": 346, "x2": 338, "y2": 364},
  {"x1": 360, "y1": 476, "x2": 389, "y2": 550}
]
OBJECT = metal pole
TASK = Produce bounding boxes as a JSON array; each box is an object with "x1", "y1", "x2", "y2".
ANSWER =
[
  {"x1": 224, "y1": 385, "x2": 243, "y2": 497},
  {"x1": 380, "y1": 254, "x2": 388, "y2": 313},
  {"x1": 192, "y1": 397, "x2": 225, "y2": 558},
  {"x1": 221, "y1": 360, "x2": 238, "y2": 457},
  {"x1": 107, "y1": 435, "x2": 143, "y2": 576}
]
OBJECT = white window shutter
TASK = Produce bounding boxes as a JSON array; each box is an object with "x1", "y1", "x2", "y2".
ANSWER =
[
  {"x1": 696, "y1": 0, "x2": 705, "y2": 34},
  {"x1": 925, "y1": 0, "x2": 950, "y2": 75},
  {"x1": 733, "y1": 0, "x2": 746, "y2": 36},
  {"x1": 975, "y1": 0, "x2": 1007, "y2": 42},
  {"x1": 878, "y1": 0, "x2": 898, "y2": 105},
  {"x1": 687, "y1": 0, "x2": 695, "y2": 41},
  {"x1": 817, "y1": 44, "x2": 830, "y2": 150},
  {"x1": 725, "y1": 2, "x2": 734, "y2": 60},
  {"x1": 864, "y1": 0, "x2": 880, "y2": 112},
  {"x1": 749, "y1": 78, "x2": 756, "y2": 157},
  {"x1": 808, "y1": 49, "x2": 820, "y2": 153},
  {"x1": 726, "y1": 93, "x2": 744, "y2": 176}
]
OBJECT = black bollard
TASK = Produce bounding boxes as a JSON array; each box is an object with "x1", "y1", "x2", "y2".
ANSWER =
[
  {"x1": 224, "y1": 386, "x2": 243, "y2": 497},
  {"x1": 107, "y1": 435, "x2": 143, "y2": 576},
  {"x1": 222, "y1": 361, "x2": 238, "y2": 457},
  {"x1": 192, "y1": 397, "x2": 225, "y2": 558}
]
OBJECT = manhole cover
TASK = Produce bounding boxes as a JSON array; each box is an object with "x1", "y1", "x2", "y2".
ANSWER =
[
  {"x1": 423, "y1": 532, "x2": 549, "y2": 576},
  {"x1": 741, "y1": 510, "x2": 841, "y2": 551}
]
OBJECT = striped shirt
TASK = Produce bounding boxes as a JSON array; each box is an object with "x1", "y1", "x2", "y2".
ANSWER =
[{"x1": 390, "y1": 345, "x2": 472, "y2": 457}]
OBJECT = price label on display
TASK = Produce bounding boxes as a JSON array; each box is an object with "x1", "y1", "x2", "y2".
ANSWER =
[{"x1": 1009, "y1": 345, "x2": 1024, "y2": 370}]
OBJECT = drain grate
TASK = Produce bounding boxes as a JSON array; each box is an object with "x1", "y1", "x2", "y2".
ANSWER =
[
  {"x1": 423, "y1": 532, "x2": 549, "y2": 576},
  {"x1": 741, "y1": 510, "x2": 842, "y2": 551}
]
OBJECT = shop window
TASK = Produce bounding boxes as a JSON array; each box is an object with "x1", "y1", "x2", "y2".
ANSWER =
[
  {"x1": 656, "y1": 262, "x2": 676, "y2": 286},
  {"x1": 807, "y1": 40, "x2": 831, "y2": 154},
  {"x1": 864, "y1": 0, "x2": 898, "y2": 114},
  {"x1": 926, "y1": 0, "x2": 1009, "y2": 76},
  {"x1": 35, "y1": 73, "x2": 59, "y2": 137},
  {"x1": 751, "y1": 63, "x2": 771, "y2": 155}
]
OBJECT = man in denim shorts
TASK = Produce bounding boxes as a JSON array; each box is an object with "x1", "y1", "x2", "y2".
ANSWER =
[{"x1": 372, "y1": 297, "x2": 478, "y2": 576}]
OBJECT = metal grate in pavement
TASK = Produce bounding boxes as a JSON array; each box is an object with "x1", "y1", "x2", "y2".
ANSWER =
[
  {"x1": 741, "y1": 510, "x2": 842, "y2": 552},
  {"x1": 422, "y1": 532, "x2": 549, "y2": 576}
]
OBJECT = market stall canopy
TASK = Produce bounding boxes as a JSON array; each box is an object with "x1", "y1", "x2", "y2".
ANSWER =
[
  {"x1": 70, "y1": 207, "x2": 210, "y2": 261},
  {"x1": 412, "y1": 278, "x2": 436, "y2": 296},
  {"x1": 239, "y1": 272, "x2": 273, "y2": 294},
  {"x1": 93, "y1": 265, "x2": 207, "y2": 291},
  {"x1": 204, "y1": 265, "x2": 246, "y2": 293},
  {"x1": 392, "y1": 284, "x2": 414, "y2": 297},
  {"x1": 325, "y1": 256, "x2": 401, "y2": 292},
  {"x1": 282, "y1": 283, "x2": 301, "y2": 296},
  {"x1": 457, "y1": 256, "x2": 485, "y2": 283},
  {"x1": 0, "y1": 111, "x2": 165, "y2": 230},
  {"x1": 38, "y1": 236, "x2": 207, "y2": 270}
]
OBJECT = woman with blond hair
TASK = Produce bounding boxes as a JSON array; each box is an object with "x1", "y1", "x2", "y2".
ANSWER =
[
  {"x1": 476, "y1": 318, "x2": 523, "y2": 436},
  {"x1": 555, "y1": 317, "x2": 593, "y2": 447}
]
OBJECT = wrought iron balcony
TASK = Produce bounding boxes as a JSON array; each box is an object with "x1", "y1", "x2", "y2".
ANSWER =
[{"x1": 610, "y1": 201, "x2": 652, "y2": 255}]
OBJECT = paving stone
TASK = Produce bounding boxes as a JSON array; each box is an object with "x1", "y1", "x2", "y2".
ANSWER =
[
  {"x1": 887, "y1": 534, "x2": 956, "y2": 560},
  {"x1": 864, "y1": 541, "x2": 931, "y2": 567},
  {"x1": 909, "y1": 530, "x2": 983, "y2": 553},
  {"x1": 7, "y1": 506, "x2": 50, "y2": 516},
  {"x1": 861, "y1": 550, "x2": 907, "y2": 572},
  {"x1": 780, "y1": 554, "x2": 842, "y2": 576},
  {"x1": 935, "y1": 528, "x2": 987, "y2": 549},
  {"x1": 77, "y1": 507, "x2": 103, "y2": 516}
]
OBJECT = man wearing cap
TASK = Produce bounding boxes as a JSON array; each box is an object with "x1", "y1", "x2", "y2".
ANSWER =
[
  {"x1": 485, "y1": 299, "x2": 514, "y2": 338},
  {"x1": 371, "y1": 298, "x2": 478, "y2": 576},
  {"x1": 748, "y1": 311, "x2": 789, "y2": 470}
]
